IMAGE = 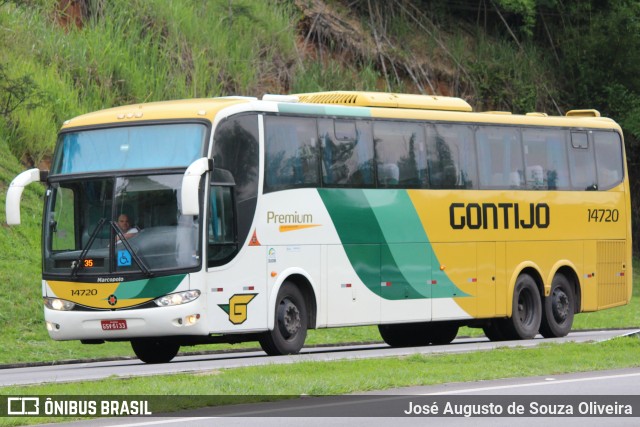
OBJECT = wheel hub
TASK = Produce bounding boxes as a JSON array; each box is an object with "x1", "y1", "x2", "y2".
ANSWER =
[
  {"x1": 278, "y1": 298, "x2": 301, "y2": 339},
  {"x1": 552, "y1": 289, "x2": 569, "y2": 322}
]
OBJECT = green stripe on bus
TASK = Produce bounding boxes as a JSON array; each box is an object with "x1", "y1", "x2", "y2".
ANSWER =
[
  {"x1": 114, "y1": 274, "x2": 186, "y2": 299},
  {"x1": 318, "y1": 188, "x2": 467, "y2": 300}
]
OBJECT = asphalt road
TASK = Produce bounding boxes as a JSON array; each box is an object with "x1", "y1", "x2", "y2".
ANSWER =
[{"x1": 1, "y1": 328, "x2": 637, "y2": 387}]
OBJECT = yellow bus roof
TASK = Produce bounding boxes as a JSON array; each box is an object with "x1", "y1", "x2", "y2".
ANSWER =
[
  {"x1": 60, "y1": 97, "x2": 252, "y2": 129},
  {"x1": 59, "y1": 91, "x2": 621, "y2": 133}
]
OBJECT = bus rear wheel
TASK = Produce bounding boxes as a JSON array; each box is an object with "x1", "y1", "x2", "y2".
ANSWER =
[
  {"x1": 131, "y1": 339, "x2": 180, "y2": 364},
  {"x1": 378, "y1": 322, "x2": 459, "y2": 347},
  {"x1": 503, "y1": 273, "x2": 541, "y2": 339},
  {"x1": 378, "y1": 323, "x2": 430, "y2": 347},
  {"x1": 427, "y1": 322, "x2": 459, "y2": 345},
  {"x1": 539, "y1": 274, "x2": 575, "y2": 338},
  {"x1": 260, "y1": 282, "x2": 308, "y2": 356}
]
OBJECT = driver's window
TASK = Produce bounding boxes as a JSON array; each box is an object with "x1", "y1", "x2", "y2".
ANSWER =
[
  {"x1": 51, "y1": 186, "x2": 76, "y2": 251},
  {"x1": 208, "y1": 186, "x2": 237, "y2": 267}
]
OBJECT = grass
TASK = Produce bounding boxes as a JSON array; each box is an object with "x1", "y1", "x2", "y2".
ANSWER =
[{"x1": 0, "y1": 336, "x2": 638, "y2": 425}]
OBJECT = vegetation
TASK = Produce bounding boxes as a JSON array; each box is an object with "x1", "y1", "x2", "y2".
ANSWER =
[{"x1": 0, "y1": 0, "x2": 638, "y2": 365}]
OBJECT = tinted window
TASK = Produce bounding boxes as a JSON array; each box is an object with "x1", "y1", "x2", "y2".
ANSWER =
[
  {"x1": 320, "y1": 119, "x2": 374, "y2": 186},
  {"x1": 568, "y1": 131, "x2": 597, "y2": 190},
  {"x1": 594, "y1": 131, "x2": 624, "y2": 189},
  {"x1": 522, "y1": 129, "x2": 570, "y2": 190},
  {"x1": 374, "y1": 121, "x2": 426, "y2": 187},
  {"x1": 477, "y1": 126, "x2": 523, "y2": 188},
  {"x1": 427, "y1": 123, "x2": 477, "y2": 189},
  {"x1": 53, "y1": 124, "x2": 207, "y2": 174},
  {"x1": 264, "y1": 116, "x2": 319, "y2": 191}
]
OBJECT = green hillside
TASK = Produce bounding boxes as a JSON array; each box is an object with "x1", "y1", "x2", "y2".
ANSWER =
[{"x1": 0, "y1": 0, "x2": 638, "y2": 363}]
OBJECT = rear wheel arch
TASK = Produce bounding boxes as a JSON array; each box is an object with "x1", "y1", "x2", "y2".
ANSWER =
[
  {"x1": 507, "y1": 265, "x2": 544, "y2": 316},
  {"x1": 553, "y1": 265, "x2": 581, "y2": 313}
]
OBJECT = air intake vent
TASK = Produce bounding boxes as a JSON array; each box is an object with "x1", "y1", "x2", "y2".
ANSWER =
[
  {"x1": 293, "y1": 91, "x2": 472, "y2": 112},
  {"x1": 596, "y1": 240, "x2": 627, "y2": 309},
  {"x1": 297, "y1": 93, "x2": 359, "y2": 105}
]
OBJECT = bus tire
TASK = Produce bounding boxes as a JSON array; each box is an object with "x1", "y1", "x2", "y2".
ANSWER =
[
  {"x1": 131, "y1": 339, "x2": 180, "y2": 364},
  {"x1": 504, "y1": 273, "x2": 541, "y2": 339},
  {"x1": 539, "y1": 274, "x2": 575, "y2": 338},
  {"x1": 378, "y1": 323, "x2": 432, "y2": 347},
  {"x1": 259, "y1": 282, "x2": 308, "y2": 356},
  {"x1": 378, "y1": 322, "x2": 459, "y2": 347},
  {"x1": 427, "y1": 322, "x2": 459, "y2": 345},
  {"x1": 482, "y1": 320, "x2": 509, "y2": 341}
]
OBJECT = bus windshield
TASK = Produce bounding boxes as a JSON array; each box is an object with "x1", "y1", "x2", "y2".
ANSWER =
[
  {"x1": 43, "y1": 174, "x2": 201, "y2": 276},
  {"x1": 51, "y1": 123, "x2": 207, "y2": 174}
]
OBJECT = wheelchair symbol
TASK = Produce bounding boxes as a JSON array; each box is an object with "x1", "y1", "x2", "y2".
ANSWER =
[{"x1": 118, "y1": 250, "x2": 132, "y2": 266}]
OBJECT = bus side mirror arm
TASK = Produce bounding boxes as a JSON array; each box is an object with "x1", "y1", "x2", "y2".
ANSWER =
[
  {"x1": 6, "y1": 168, "x2": 47, "y2": 225},
  {"x1": 180, "y1": 157, "x2": 213, "y2": 216}
]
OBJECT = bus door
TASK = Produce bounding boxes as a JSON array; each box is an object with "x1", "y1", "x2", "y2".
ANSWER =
[{"x1": 206, "y1": 183, "x2": 267, "y2": 332}]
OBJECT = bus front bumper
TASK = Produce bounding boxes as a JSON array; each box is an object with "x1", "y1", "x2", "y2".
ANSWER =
[{"x1": 43, "y1": 300, "x2": 209, "y2": 340}]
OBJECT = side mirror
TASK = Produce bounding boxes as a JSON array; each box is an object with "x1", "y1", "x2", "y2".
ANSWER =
[
  {"x1": 180, "y1": 157, "x2": 212, "y2": 216},
  {"x1": 6, "y1": 168, "x2": 47, "y2": 225}
]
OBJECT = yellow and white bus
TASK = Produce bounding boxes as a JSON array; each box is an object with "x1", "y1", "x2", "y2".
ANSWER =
[{"x1": 6, "y1": 91, "x2": 632, "y2": 363}]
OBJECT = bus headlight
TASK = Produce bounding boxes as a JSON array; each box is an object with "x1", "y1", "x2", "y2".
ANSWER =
[
  {"x1": 154, "y1": 290, "x2": 201, "y2": 307},
  {"x1": 44, "y1": 298, "x2": 76, "y2": 311}
]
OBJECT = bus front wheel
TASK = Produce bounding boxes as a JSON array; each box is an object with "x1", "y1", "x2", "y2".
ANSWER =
[
  {"x1": 504, "y1": 274, "x2": 542, "y2": 339},
  {"x1": 131, "y1": 339, "x2": 180, "y2": 364},
  {"x1": 539, "y1": 274, "x2": 575, "y2": 338},
  {"x1": 260, "y1": 282, "x2": 308, "y2": 356}
]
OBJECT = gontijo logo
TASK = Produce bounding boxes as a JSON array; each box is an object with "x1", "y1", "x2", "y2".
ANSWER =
[
  {"x1": 449, "y1": 202, "x2": 550, "y2": 230},
  {"x1": 218, "y1": 294, "x2": 257, "y2": 324}
]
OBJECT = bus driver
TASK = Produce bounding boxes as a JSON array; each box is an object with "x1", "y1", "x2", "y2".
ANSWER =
[{"x1": 117, "y1": 213, "x2": 139, "y2": 240}]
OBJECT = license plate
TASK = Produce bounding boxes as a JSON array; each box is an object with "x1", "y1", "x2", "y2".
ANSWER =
[{"x1": 101, "y1": 319, "x2": 127, "y2": 331}]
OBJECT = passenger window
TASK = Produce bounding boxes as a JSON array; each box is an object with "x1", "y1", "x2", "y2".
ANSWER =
[
  {"x1": 427, "y1": 123, "x2": 477, "y2": 189},
  {"x1": 568, "y1": 131, "x2": 597, "y2": 190},
  {"x1": 319, "y1": 119, "x2": 374, "y2": 186},
  {"x1": 477, "y1": 126, "x2": 523, "y2": 189},
  {"x1": 264, "y1": 116, "x2": 319, "y2": 192},
  {"x1": 594, "y1": 131, "x2": 624, "y2": 190},
  {"x1": 522, "y1": 129, "x2": 570, "y2": 190},
  {"x1": 374, "y1": 121, "x2": 426, "y2": 187}
]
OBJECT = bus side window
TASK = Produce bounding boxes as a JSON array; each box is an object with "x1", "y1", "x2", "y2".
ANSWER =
[
  {"x1": 208, "y1": 185, "x2": 237, "y2": 267},
  {"x1": 568, "y1": 131, "x2": 597, "y2": 190},
  {"x1": 477, "y1": 126, "x2": 523, "y2": 189},
  {"x1": 264, "y1": 116, "x2": 319, "y2": 191},
  {"x1": 594, "y1": 131, "x2": 624, "y2": 190},
  {"x1": 374, "y1": 121, "x2": 426, "y2": 188},
  {"x1": 319, "y1": 119, "x2": 374, "y2": 186},
  {"x1": 427, "y1": 123, "x2": 477, "y2": 189},
  {"x1": 522, "y1": 129, "x2": 570, "y2": 190}
]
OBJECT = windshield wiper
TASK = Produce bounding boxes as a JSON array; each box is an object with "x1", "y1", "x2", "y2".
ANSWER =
[
  {"x1": 109, "y1": 221, "x2": 153, "y2": 277},
  {"x1": 71, "y1": 217, "x2": 106, "y2": 277}
]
